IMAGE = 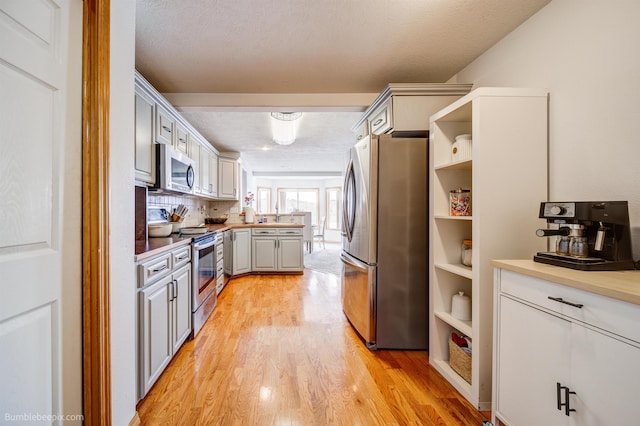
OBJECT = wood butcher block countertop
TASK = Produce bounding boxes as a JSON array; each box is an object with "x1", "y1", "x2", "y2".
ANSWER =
[
  {"x1": 135, "y1": 222, "x2": 305, "y2": 262},
  {"x1": 492, "y1": 259, "x2": 640, "y2": 305}
]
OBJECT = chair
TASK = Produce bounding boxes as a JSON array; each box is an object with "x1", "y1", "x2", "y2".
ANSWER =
[{"x1": 313, "y1": 216, "x2": 326, "y2": 249}]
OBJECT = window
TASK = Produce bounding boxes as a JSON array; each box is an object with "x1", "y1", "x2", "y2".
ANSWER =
[
  {"x1": 277, "y1": 188, "x2": 319, "y2": 223},
  {"x1": 256, "y1": 187, "x2": 271, "y2": 214},
  {"x1": 326, "y1": 187, "x2": 342, "y2": 230}
]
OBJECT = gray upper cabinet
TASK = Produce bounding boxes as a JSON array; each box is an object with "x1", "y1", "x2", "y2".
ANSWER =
[
  {"x1": 155, "y1": 104, "x2": 174, "y2": 145},
  {"x1": 218, "y1": 156, "x2": 238, "y2": 200},
  {"x1": 134, "y1": 85, "x2": 156, "y2": 185}
]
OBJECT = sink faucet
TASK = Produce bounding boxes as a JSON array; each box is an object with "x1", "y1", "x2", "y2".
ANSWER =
[{"x1": 275, "y1": 203, "x2": 280, "y2": 222}]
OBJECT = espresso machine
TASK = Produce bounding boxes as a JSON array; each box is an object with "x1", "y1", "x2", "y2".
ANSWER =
[{"x1": 534, "y1": 201, "x2": 636, "y2": 271}]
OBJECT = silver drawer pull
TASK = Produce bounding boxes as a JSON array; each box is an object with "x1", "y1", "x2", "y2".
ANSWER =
[
  {"x1": 151, "y1": 264, "x2": 168, "y2": 273},
  {"x1": 176, "y1": 255, "x2": 187, "y2": 261},
  {"x1": 373, "y1": 118, "x2": 383, "y2": 126},
  {"x1": 162, "y1": 125, "x2": 172, "y2": 133},
  {"x1": 548, "y1": 296, "x2": 583, "y2": 309}
]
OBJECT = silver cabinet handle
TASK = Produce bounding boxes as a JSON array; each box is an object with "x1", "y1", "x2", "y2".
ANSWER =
[
  {"x1": 162, "y1": 125, "x2": 172, "y2": 133},
  {"x1": 372, "y1": 118, "x2": 383, "y2": 126},
  {"x1": 174, "y1": 279, "x2": 178, "y2": 300},
  {"x1": 151, "y1": 264, "x2": 168, "y2": 273}
]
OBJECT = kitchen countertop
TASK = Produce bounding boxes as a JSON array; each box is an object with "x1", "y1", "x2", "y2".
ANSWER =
[
  {"x1": 135, "y1": 222, "x2": 305, "y2": 261},
  {"x1": 492, "y1": 259, "x2": 640, "y2": 305}
]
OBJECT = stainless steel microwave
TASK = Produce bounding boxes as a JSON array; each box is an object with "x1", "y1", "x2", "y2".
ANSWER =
[{"x1": 154, "y1": 143, "x2": 195, "y2": 195}]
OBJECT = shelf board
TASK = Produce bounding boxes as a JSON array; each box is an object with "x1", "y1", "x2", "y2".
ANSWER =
[
  {"x1": 434, "y1": 214, "x2": 473, "y2": 221},
  {"x1": 434, "y1": 311, "x2": 472, "y2": 336},
  {"x1": 431, "y1": 359, "x2": 473, "y2": 399},
  {"x1": 434, "y1": 159, "x2": 472, "y2": 171},
  {"x1": 435, "y1": 263, "x2": 472, "y2": 279}
]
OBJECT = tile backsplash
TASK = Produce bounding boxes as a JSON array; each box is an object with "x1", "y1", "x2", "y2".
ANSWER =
[{"x1": 147, "y1": 194, "x2": 242, "y2": 226}]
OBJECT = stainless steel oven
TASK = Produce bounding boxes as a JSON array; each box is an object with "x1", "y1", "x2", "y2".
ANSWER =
[{"x1": 191, "y1": 231, "x2": 221, "y2": 337}]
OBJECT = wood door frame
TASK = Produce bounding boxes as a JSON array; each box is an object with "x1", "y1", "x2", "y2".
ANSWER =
[{"x1": 82, "y1": 0, "x2": 112, "y2": 424}]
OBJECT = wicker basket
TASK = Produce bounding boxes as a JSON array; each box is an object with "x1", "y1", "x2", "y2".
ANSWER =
[{"x1": 449, "y1": 339, "x2": 472, "y2": 384}]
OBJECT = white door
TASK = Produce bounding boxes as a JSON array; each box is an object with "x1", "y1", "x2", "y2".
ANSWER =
[
  {"x1": 570, "y1": 325, "x2": 640, "y2": 426},
  {"x1": 496, "y1": 296, "x2": 570, "y2": 426},
  {"x1": 0, "y1": 0, "x2": 83, "y2": 422}
]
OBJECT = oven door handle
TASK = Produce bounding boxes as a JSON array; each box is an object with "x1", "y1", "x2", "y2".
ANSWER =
[{"x1": 193, "y1": 240, "x2": 216, "y2": 250}]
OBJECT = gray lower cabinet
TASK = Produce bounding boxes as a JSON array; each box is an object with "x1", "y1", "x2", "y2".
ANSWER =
[
  {"x1": 138, "y1": 247, "x2": 191, "y2": 400},
  {"x1": 251, "y1": 228, "x2": 303, "y2": 272},
  {"x1": 231, "y1": 228, "x2": 252, "y2": 275}
]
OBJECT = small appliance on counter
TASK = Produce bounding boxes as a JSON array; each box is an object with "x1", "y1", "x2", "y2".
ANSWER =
[
  {"x1": 534, "y1": 201, "x2": 636, "y2": 271},
  {"x1": 147, "y1": 207, "x2": 172, "y2": 237}
]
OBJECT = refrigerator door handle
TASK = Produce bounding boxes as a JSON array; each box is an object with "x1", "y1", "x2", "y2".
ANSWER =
[
  {"x1": 340, "y1": 252, "x2": 368, "y2": 272},
  {"x1": 342, "y1": 159, "x2": 356, "y2": 242}
]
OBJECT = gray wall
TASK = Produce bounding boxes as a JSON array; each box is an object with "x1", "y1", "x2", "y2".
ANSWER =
[{"x1": 449, "y1": 0, "x2": 640, "y2": 257}]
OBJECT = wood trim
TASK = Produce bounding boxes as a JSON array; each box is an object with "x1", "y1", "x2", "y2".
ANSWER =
[{"x1": 82, "y1": 0, "x2": 111, "y2": 424}]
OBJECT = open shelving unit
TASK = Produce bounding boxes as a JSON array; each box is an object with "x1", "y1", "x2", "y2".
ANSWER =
[{"x1": 428, "y1": 87, "x2": 549, "y2": 410}]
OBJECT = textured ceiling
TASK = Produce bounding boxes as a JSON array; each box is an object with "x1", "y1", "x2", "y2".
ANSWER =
[{"x1": 135, "y1": 0, "x2": 551, "y2": 174}]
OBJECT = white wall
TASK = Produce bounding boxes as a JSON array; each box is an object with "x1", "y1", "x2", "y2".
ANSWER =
[
  {"x1": 450, "y1": 0, "x2": 640, "y2": 258},
  {"x1": 110, "y1": 0, "x2": 137, "y2": 424}
]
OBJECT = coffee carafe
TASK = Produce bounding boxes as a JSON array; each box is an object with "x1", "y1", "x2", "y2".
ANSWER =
[{"x1": 534, "y1": 201, "x2": 636, "y2": 271}]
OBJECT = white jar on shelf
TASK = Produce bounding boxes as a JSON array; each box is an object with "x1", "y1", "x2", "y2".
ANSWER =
[{"x1": 452, "y1": 134, "x2": 472, "y2": 162}]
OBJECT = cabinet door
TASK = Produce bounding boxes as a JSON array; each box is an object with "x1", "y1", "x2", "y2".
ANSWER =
[
  {"x1": 175, "y1": 123, "x2": 189, "y2": 154},
  {"x1": 134, "y1": 89, "x2": 155, "y2": 184},
  {"x1": 218, "y1": 157, "x2": 237, "y2": 199},
  {"x1": 139, "y1": 276, "x2": 172, "y2": 397},
  {"x1": 278, "y1": 237, "x2": 303, "y2": 271},
  {"x1": 172, "y1": 264, "x2": 192, "y2": 354},
  {"x1": 191, "y1": 139, "x2": 201, "y2": 193},
  {"x1": 252, "y1": 237, "x2": 277, "y2": 271},
  {"x1": 200, "y1": 146, "x2": 211, "y2": 196},
  {"x1": 569, "y1": 325, "x2": 640, "y2": 426},
  {"x1": 155, "y1": 104, "x2": 174, "y2": 145},
  {"x1": 232, "y1": 229, "x2": 251, "y2": 274},
  {"x1": 496, "y1": 296, "x2": 570, "y2": 426},
  {"x1": 209, "y1": 151, "x2": 218, "y2": 197}
]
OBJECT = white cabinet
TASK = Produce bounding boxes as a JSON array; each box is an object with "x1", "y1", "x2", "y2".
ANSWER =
[
  {"x1": 428, "y1": 88, "x2": 549, "y2": 410},
  {"x1": 174, "y1": 122, "x2": 189, "y2": 155},
  {"x1": 351, "y1": 83, "x2": 472, "y2": 135},
  {"x1": 251, "y1": 228, "x2": 303, "y2": 272},
  {"x1": 493, "y1": 267, "x2": 640, "y2": 426},
  {"x1": 139, "y1": 274, "x2": 172, "y2": 397},
  {"x1": 198, "y1": 143, "x2": 218, "y2": 198},
  {"x1": 252, "y1": 233, "x2": 278, "y2": 271},
  {"x1": 137, "y1": 245, "x2": 192, "y2": 400},
  {"x1": 155, "y1": 104, "x2": 174, "y2": 145},
  {"x1": 278, "y1": 235, "x2": 303, "y2": 271},
  {"x1": 218, "y1": 156, "x2": 238, "y2": 200},
  {"x1": 134, "y1": 86, "x2": 156, "y2": 185},
  {"x1": 230, "y1": 228, "x2": 251, "y2": 275}
]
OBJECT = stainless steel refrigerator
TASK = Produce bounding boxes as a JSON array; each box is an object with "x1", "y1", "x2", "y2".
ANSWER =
[{"x1": 340, "y1": 134, "x2": 427, "y2": 350}]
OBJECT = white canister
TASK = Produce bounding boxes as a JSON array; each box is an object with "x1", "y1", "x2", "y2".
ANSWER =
[
  {"x1": 244, "y1": 207, "x2": 255, "y2": 223},
  {"x1": 452, "y1": 134, "x2": 472, "y2": 162},
  {"x1": 451, "y1": 291, "x2": 471, "y2": 321}
]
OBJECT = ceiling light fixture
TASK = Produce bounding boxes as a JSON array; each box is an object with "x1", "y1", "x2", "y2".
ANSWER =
[{"x1": 270, "y1": 112, "x2": 302, "y2": 145}]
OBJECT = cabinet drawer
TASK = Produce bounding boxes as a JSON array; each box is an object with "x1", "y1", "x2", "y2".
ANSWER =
[
  {"x1": 139, "y1": 253, "x2": 172, "y2": 288},
  {"x1": 172, "y1": 246, "x2": 191, "y2": 269},
  {"x1": 252, "y1": 228, "x2": 278, "y2": 236},
  {"x1": 499, "y1": 269, "x2": 640, "y2": 344},
  {"x1": 369, "y1": 101, "x2": 392, "y2": 135},
  {"x1": 354, "y1": 121, "x2": 369, "y2": 141},
  {"x1": 278, "y1": 228, "x2": 302, "y2": 235}
]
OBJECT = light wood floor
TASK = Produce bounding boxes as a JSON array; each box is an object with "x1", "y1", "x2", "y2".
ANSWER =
[{"x1": 137, "y1": 270, "x2": 490, "y2": 425}]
